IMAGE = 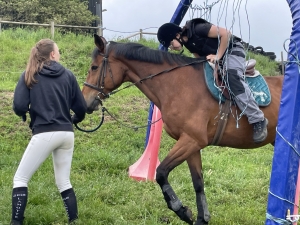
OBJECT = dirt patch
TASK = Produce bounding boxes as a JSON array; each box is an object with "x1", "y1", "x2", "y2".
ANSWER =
[{"x1": 0, "y1": 91, "x2": 14, "y2": 99}]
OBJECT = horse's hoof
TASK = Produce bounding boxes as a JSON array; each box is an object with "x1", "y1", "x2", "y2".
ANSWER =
[
  {"x1": 185, "y1": 207, "x2": 193, "y2": 222},
  {"x1": 177, "y1": 206, "x2": 193, "y2": 224}
]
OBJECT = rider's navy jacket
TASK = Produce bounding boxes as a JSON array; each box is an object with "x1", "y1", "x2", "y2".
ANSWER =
[{"x1": 13, "y1": 61, "x2": 87, "y2": 135}]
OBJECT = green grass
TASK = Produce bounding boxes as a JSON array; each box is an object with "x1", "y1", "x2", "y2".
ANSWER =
[{"x1": 0, "y1": 28, "x2": 277, "y2": 225}]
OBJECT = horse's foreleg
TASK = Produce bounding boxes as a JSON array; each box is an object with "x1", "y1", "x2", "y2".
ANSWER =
[
  {"x1": 156, "y1": 164, "x2": 194, "y2": 225},
  {"x1": 156, "y1": 135, "x2": 200, "y2": 225},
  {"x1": 187, "y1": 151, "x2": 210, "y2": 225}
]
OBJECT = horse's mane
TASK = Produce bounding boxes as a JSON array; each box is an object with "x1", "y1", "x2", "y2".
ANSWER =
[{"x1": 92, "y1": 42, "x2": 202, "y2": 69}]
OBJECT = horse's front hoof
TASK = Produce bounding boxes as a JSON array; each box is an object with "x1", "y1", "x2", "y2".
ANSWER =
[
  {"x1": 177, "y1": 206, "x2": 193, "y2": 224},
  {"x1": 194, "y1": 218, "x2": 209, "y2": 225},
  {"x1": 194, "y1": 214, "x2": 210, "y2": 225}
]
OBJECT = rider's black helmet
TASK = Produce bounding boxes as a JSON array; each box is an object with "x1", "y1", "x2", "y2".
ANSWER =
[{"x1": 157, "y1": 23, "x2": 182, "y2": 48}]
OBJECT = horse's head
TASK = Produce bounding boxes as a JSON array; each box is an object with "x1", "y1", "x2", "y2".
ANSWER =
[{"x1": 82, "y1": 34, "x2": 125, "y2": 114}]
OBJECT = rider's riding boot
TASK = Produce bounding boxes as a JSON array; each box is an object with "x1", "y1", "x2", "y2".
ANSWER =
[{"x1": 252, "y1": 118, "x2": 268, "y2": 143}]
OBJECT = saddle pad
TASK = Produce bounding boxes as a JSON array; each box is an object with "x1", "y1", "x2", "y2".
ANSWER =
[{"x1": 203, "y1": 62, "x2": 271, "y2": 106}]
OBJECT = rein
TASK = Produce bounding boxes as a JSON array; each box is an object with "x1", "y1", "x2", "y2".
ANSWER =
[
  {"x1": 74, "y1": 100, "x2": 105, "y2": 133},
  {"x1": 74, "y1": 103, "x2": 162, "y2": 132},
  {"x1": 80, "y1": 42, "x2": 207, "y2": 132},
  {"x1": 84, "y1": 41, "x2": 207, "y2": 98},
  {"x1": 104, "y1": 107, "x2": 162, "y2": 131},
  {"x1": 102, "y1": 59, "x2": 208, "y2": 97}
]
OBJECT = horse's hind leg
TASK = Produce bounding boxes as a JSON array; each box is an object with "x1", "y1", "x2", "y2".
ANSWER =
[
  {"x1": 156, "y1": 135, "x2": 203, "y2": 225},
  {"x1": 187, "y1": 151, "x2": 210, "y2": 225}
]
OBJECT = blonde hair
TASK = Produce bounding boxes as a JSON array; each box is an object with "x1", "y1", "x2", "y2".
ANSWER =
[{"x1": 25, "y1": 39, "x2": 55, "y2": 88}]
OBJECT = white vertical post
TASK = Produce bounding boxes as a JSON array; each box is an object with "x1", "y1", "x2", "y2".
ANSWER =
[
  {"x1": 96, "y1": 1, "x2": 103, "y2": 36},
  {"x1": 50, "y1": 21, "x2": 54, "y2": 39},
  {"x1": 140, "y1": 29, "x2": 143, "y2": 40},
  {"x1": 281, "y1": 51, "x2": 285, "y2": 75}
]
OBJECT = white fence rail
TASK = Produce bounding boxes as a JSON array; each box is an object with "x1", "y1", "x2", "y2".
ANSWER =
[
  {"x1": 0, "y1": 19, "x2": 157, "y2": 41},
  {"x1": 119, "y1": 29, "x2": 156, "y2": 41},
  {"x1": 0, "y1": 19, "x2": 101, "y2": 39}
]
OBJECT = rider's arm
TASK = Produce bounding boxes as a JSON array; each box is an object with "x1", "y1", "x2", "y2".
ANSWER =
[{"x1": 207, "y1": 25, "x2": 231, "y2": 61}]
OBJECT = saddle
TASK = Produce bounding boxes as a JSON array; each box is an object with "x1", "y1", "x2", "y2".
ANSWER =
[
  {"x1": 245, "y1": 58, "x2": 257, "y2": 76},
  {"x1": 212, "y1": 59, "x2": 258, "y2": 100},
  {"x1": 204, "y1": 60, "x2": 271, "y2": 107}
]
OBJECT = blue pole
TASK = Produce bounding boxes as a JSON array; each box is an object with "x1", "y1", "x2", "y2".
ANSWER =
[
  {"x1": 265, "y1": 0, "x2": 300, "y2": 224},
  {"x1": 144, "y1": 0, "x2": 193, "y2": 148}
]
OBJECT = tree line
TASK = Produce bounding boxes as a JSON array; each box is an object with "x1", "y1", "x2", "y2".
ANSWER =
[{"x1": 0, "y1": 0, "x2": 97, "y2": 26}]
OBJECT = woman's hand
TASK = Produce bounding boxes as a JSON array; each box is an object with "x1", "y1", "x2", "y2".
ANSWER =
[
  {"x1": 22, "y1": 114, "x2": 27, "y2": 122},
  {"x1": 207, "y1": 25, "x2": 231, "y2": 61}
]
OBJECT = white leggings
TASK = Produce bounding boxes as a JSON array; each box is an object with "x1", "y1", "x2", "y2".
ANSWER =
[{"x1": 13, "y1": 131, "x2": 74, "y2": 193}]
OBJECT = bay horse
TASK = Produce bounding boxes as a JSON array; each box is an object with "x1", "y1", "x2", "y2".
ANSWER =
[{"x1": 81, "y1": 34, "x2": 283, "y2": 225}]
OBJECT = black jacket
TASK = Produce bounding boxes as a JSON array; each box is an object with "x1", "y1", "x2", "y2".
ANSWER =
[
  {"x1": 13, "y1": 61, "x2": 87, "y2": 135},
  {"x1": 182, "y1": 18, "x2": 241, "y2": 57},
  {"x1": 183, "y1": 18, "x2": 219, "y2": 56}
]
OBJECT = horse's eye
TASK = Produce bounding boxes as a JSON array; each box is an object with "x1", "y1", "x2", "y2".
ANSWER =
[{"x1": 91, "y1": 66, "x2": 98, "y2": 71}]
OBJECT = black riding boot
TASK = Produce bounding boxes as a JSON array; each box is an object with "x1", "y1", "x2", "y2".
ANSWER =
[
  {"x1": 61, "y1": 188, "x2": 78, "y2": 224},
  {"x1": 11, "y1": 187, "x2": 28, "y2": 225},
  {"x1": 253, "y1": 118, "x2": 268, "y2": 143}
]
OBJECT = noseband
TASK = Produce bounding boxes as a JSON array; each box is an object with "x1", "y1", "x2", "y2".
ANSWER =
[{"x1": 84, "y1": 42, "x2": 112, "y2": 100}]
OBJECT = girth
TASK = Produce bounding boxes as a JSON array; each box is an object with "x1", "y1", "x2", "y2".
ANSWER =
[{"x1": 211, "y1": 100, "x2": 231, "y2": 145}]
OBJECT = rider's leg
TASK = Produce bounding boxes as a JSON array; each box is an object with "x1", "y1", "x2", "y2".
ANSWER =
[
  {"x1": 223, "y1": 42, "x2": 268, "y2": 143},
  {"x1": 227, "y1": 69, "x2": 264, "y2": 123}
]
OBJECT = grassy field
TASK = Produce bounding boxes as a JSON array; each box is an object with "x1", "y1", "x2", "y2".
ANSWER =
[{"x1": 0, "y1": 28, "x2": 277, "y2": 225}]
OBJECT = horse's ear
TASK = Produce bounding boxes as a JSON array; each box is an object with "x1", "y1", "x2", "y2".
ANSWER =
[{"x1": 94, "y1": 34, "x2": 105, "y2": 53}]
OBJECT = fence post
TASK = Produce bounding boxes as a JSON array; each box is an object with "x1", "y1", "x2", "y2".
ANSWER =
[
  {"x1": 0, "y1": 18, "x2": 2, "y2": 34},
  {"x1": 50, "y1": 21, "x2": 54, "y2": 39},
  {"x1": 281, "y1": 51, "x2": 285, "y2": 75},
  {"x1": 140, "y1": 29, "x2": 143, "y2": 40},
  {"x1": 97, "y1": 24, "x2": 101, "y2": 36}
]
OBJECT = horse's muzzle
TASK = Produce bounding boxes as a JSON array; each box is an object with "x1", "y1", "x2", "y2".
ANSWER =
[{"x1": 87, "y1": 99, "x2": 101, "y2": 114}]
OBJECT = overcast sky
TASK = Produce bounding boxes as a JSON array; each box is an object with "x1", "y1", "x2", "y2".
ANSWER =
[{"x1": 100, "y1": 0, "x2": 293, "y2": 62}]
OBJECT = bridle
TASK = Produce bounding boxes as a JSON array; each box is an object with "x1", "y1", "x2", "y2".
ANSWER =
[
  {"x1": 75, "y1": 42, "x2": 112, "y2": 133},
  {"x1": 83, "y1": 42, "x2": 114, "y2": 101}
]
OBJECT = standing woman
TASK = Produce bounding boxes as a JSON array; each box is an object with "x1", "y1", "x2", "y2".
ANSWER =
[{"x1": 11, "y1": 39, "x2": 87, "y2": 225}]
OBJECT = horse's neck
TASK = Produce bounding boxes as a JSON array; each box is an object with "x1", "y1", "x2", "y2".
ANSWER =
[
  {"x1": 123, "y1": 61, "x2": 162, "y2": 105},
  {"x1": 126, "y1": 61, "x2": 160, "y2": 77}
]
